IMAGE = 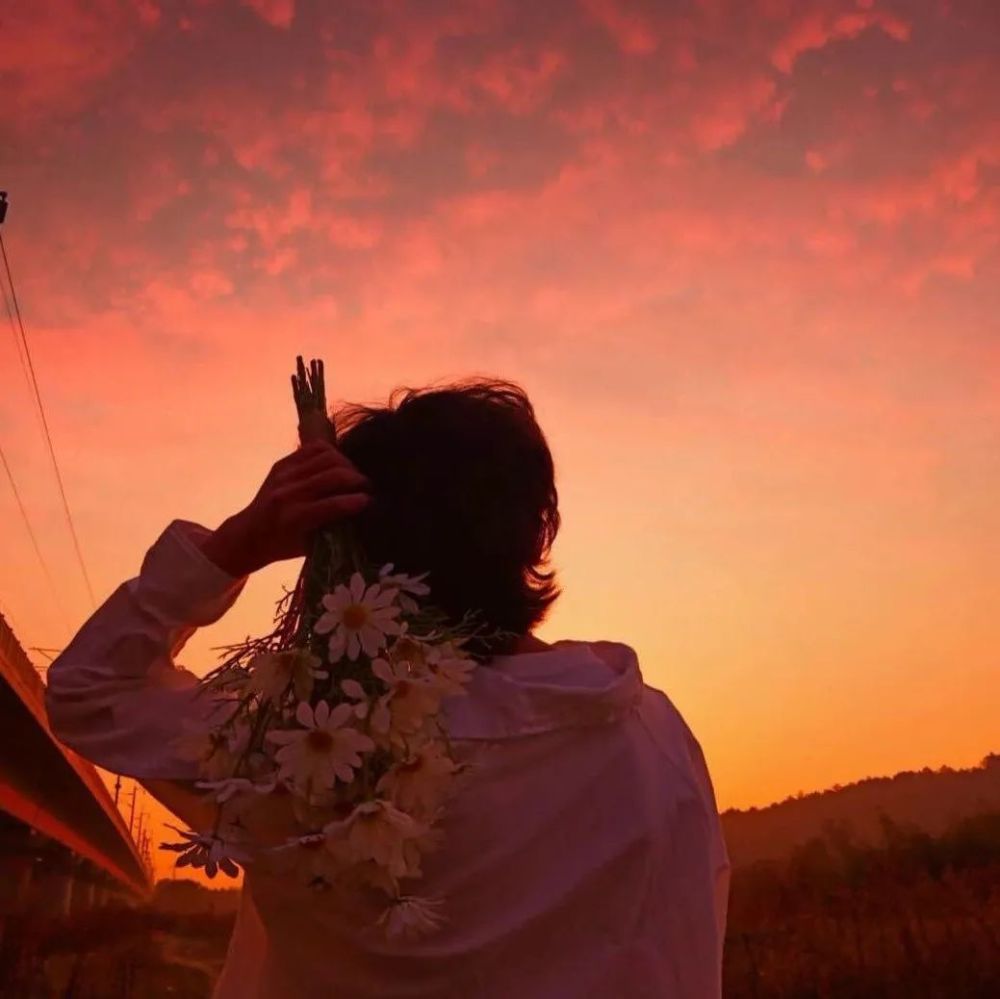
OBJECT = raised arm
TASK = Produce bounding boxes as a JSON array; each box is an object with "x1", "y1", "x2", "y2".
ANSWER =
[
  {"x1": 45, "y1": 440, "x2": 372, "y2": 783},
  {"x1": 44, "y1": 517, "x2": 251, "y2": 780}
]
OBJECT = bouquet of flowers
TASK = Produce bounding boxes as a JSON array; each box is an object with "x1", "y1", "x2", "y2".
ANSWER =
[{"x1": 162, "y1": 357, "x2": 496, "y2": 938}]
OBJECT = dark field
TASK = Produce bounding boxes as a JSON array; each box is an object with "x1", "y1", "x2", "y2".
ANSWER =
[
  {"x1": 0, "y1": 907, "x2": 233, "y2": 998},
  {"x1": 723, "y1": 812, "x2": 1000, "y2": 998},
  {"x1": 2, "y1": 813, "x2": 997, "y2": 998}
]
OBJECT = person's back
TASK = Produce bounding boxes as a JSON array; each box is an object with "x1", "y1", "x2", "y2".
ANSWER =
[{"x1": 211, "y1": 640, "x2": 728, "y2": 998}]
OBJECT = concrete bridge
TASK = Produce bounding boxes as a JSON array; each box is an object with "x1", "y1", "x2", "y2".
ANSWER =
[{"x1": 0, "y1": 611, "x2": 150, "y2": 916}]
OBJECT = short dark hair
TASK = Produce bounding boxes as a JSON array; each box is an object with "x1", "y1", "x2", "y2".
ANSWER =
[{"x1": 334, "y1": 378, "x2": 560, "y2": 656}]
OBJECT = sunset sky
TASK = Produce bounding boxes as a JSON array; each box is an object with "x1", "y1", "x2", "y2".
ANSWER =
[{"x1": 1, "y1": 0, "x2": 998, "y2": 881}]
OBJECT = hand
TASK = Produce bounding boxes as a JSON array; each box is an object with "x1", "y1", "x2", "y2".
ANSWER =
[{"x1": 198, "y1": 440, "x2": 372, "y2": 577}]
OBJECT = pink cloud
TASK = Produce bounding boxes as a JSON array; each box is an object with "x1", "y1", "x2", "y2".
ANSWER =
[
  {"x1": 0, "y1": 0, "x2": 149, "y2": 116},
  {"x1": 805, "y1": 148, "x2": 829, "y2": 173},
  {"x1": 771, "y1": 7, "x2": 911, "y2": 74},
  {"x1": 580, "y1": 0, "x2": 658, "y2": 55},
  {"x1": 243, "y1": 0, "x2": 296, "y2": 29},
  {"x1": 326, "y1": 214, "x2": 383, "y2": 250},
  {"x1": 472, "y1": 46, "x2": 568, "y2": 115},
  {"x1": 5, "y1": 0, "x2": 997, "y2": 354},
  {"x1": 224, "y1": 188, "x2": 314, "y2": 248},
  {"x1": 131, "y1": 157, "x2": 192, "y2": 223},
  {"x1": 190, "y1": 269, "x2": 235, "y2": 298},
  {"x1": 690, "y1": 76, "x2": 779, "y2": 151}
]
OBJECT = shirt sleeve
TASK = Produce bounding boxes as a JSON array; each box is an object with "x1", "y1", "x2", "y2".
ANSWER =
[
  {"x1": 636, "y1": 686, "x2": 731, "y2": 995},
  {"x1": 44, "y1": 518, "x2": 251, "y2": 780},
  {"x1": 681, "y1": 723, "x2": 732, "y2": 967}
]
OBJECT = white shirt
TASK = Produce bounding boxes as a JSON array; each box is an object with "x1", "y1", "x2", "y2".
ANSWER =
[{"x1": 45, "y1": 518, "x2": 730, "y2": 998}]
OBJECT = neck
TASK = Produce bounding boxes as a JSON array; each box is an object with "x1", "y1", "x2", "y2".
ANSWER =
[{"x1": 510, "y1": 633, "x2": 551, "y2": 654}]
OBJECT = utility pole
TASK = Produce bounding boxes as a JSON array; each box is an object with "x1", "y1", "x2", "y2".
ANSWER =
[
  {"x1": 114, "y1": 773, "x2": 122, "y2": 806},
  {"x1": 142, "y1": 829, "x2": 152, "y2": 876},
  {"x1": 128, "y1": 782, "x2": 138, "y2": 835}
]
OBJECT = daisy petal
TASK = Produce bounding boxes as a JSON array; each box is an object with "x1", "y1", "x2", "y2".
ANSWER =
[
  {"x1": 371, "y1": 587, "x2": 399, "y2": 608},
  {"x1": 314, "y1": 611, "x2": 338, "y2": 635},
  {"x1": 341, "y1": 678, "x2": 365, "y2": 699},
  {"x1": 371, "y1": 658, "x2": 394, "y2": 684},
  {"x1": 328, "y1": 631, "x2": 347, "y2": 662},
  {"x1": 328, "y1": 702, "x2": 353, "y2": 728},
  {"x1": 359, "y1": 626, "x2": 381, "y2": 657}
]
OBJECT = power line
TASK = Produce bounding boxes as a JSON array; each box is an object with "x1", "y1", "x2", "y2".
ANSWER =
[
  {"x1": 0, "y1": 441, "x2": 73, "y2": 635},
  {"x1": 28, "y1": 646, "x2": 64, "y2": 663},
  {"x1": 0, "y1": 224, "x2": 97, "y2": 608},
  {"x1": 2, "y1": 276, "x2": 36, "y2": 407},
  {"x1": 0, "y1": 197, "x2": 75, "y2": 638}
]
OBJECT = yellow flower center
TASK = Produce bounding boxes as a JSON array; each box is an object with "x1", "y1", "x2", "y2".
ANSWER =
[
  {"x1": 342, "y1": 604, "x2": 370, "y2": 631},
  {"x1": 306, "y1": 729, "x2": 334, "y2": 753},
  {"x1": 391, "y1": 637, "x2": 425, "y2": 666}
]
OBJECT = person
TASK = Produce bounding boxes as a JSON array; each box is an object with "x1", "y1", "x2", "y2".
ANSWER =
[{"x1": 45, "y1": 378, "x2": 730, "y2": 998}]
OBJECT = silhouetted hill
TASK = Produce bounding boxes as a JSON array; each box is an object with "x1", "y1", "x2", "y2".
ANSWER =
[{"x1": 722, "y1": 752, "x2": 1000, "y2": 868}]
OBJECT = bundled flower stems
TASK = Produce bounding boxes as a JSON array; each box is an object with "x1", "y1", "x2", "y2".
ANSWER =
[{"x1": 162, "y1": 356, "x2": 495, "y2": 938}]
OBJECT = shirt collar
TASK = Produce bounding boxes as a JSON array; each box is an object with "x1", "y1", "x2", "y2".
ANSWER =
[{"x1": 442, "y1": 639, "x2": 644, "y2": 740}]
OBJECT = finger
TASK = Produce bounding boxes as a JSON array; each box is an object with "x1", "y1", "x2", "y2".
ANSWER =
[
  {"x1": 278, "y1": 466, "x2": 371, "y2": 502},
  {"x1": 271, "y1": 440, "x2": 347, "y2": 482},
  {"x1": 294, "y1": 492, "x2": 371, "y2": 532},
  {"x1": 272, "y1": 441, "x2": 323, "y2": 473},
  {"x1": 296, "y1": 439, "x2": 333, "y2": 459},
  {"x1": 293, "y1": 445, "x2": 360, "y2": 480}
]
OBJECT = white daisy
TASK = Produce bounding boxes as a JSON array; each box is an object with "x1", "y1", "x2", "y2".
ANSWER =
[
  {"x1": 376, "y1": 741, "x2": 458, "y2": 819},
  {"x1": 314, "y1": 572, "x2": 403, "y2": 662},
  {"x1": 160, "y1": 824, "x2": 250, "y2": 879},
  {"x1": 247, "y1": 647, "x2": 326, "y2": 703},
  {"x1": 377, "y1": 895, "x2": 446, "y2": 939},
  {"x1": 378, "y1": 563, "x2": 431, "y2": 614},
  {"x1": 424, "y1": 642, "x2": 476, "y2": 696},
  {"x1": 369, "y1": 658, "x2": 443, "y2": 748},
  {"x1": 267, "y1": 700, "x2": 375, "y2": 794},
  {"x1": 322, "y1": 799, "x2": 427, "y2": 880},
  {"x1": 173, "y1": 720, "x2": 250, "y2": 781},
  {"x1": 387, "y1": 634, "x2": 432, "y2": 670},
  {"x1": 196, "y1": 776, "x2": 277, "y2": 804}
]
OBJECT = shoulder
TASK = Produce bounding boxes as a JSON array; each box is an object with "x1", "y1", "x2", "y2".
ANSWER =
[
  {"x1": 632, "y1": 679, "x2": 727, "y2": 859},
  {"x1": 635, "y1": 681, "x2": 712, "y2": 786}
]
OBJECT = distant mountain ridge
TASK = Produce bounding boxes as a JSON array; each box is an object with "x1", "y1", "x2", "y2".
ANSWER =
[{"x1": 721, "y1": 752, "x2": 1000, "y2": 869}]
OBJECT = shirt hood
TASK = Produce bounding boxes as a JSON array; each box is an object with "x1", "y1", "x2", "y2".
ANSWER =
[{"x1": 442, "y1": 639, "x2": 644, "y2": 740}]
